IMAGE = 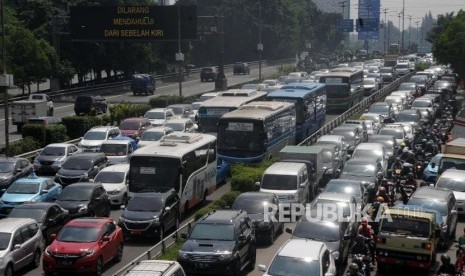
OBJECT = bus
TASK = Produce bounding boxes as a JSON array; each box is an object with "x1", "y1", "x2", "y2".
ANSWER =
[
  {"x1": 128, "y1": 133, "x2": 217, "y2": 215},
  {"x1": 319, "y1": 69, "x2": 364, "y2": 112},
  {"x1": 217, "y1": 101, "x2": 296, "y2": 164},
  {"x1": 197, "y1": 89, "x2": 267, "y2": 133},
  {"x1": 388, "y1": 43, "x2": 400, "y2": 55},
  {"x1": 267, "y1": 83, "x2": 326, "y2": 142}
]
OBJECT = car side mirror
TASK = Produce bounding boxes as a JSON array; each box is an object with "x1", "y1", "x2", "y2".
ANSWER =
[
  {"x1": 285, "y1": 227, "x2": 293, "y2": 234},
  {"x1": 299, "y1": 183, "x2": 306, "y2": 189},
  {"x1": 102, "y1": 236, "x2": 110, "y2": 242},
  {"x1": 13, "y1": 244, "x2": 21, "y2": 250},
  {"x1": 258, "y1": 264, "x2": 267, "y2": 272},
  {"x1": 15, "y1": 168, "x2": 22, "y2": 173},
  {"x1": 164, "y1": 206, "x2": 171, "y2": 212},
  {"x1": 238, "y1": 234, "x2": 246, "y2": 242},
  {"x1": 50, "y1": 233, "x2": 57, "y2": 241}
]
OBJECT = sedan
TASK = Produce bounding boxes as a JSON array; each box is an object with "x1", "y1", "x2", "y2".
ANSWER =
[
  {"x1": 119, "y1": 117, "x2": 151, "y2": 139},
  {"x1": 55, "y1": 183, "x2": 111, "y2": 218},
  {"x1": 137, "y1": 126, "x2": 173, "y2": 148},
  {"x1": 367, "y1": 102, "x2": 394, "y2": 122},
  {"x1": 330, "y1": 126, "x2": 362, "y2": 155},
  {"x1": 339, "y1": 157, "x2": 383, "y2": 199},
  {"x1": 0, "y1": 157, "x2": 34, "y2": 190},
  {"x1": 43, "y1": 217, "x2": 124, "y2": 275},
  {"x1": 324, "y1": 179, "x2": 367, "y2": 207},
  {"x1": 165, "y1": 118, "x2": 197, "y2": 133},
  {"x1": 0, "y1": 175, "x2": 62, "y2": 217},
  {"x1": 167, "y1": 104, "x2": 193, "y2": 118},
  {"x1": 362, "y1": 77, "x2": 381, "y2": 96},
  {"x1": 143, "y1": 108, "x2": 175, "y2": 126},
  {"x1": 33, "y1": 143, "x2": 82, "y2": 175}
]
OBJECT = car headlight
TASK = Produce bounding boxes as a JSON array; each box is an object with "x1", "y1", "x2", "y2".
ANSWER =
[
  {"x1": 152, "y1": 216, "x2": 159, "y2": 223},
  {"x1": 25, "y1": 198, "x2": 37, "y2": 203},
  {"x1": 218, "y1": 251, "x2": 233, "y2": 260},
  {"x1": 45, "y1": 247, "x2": 52, "y2": 256},
  {"x1": 78, "y1": 205, "x2": 88, "y2": 213},
  {"x1": 331, "y1": 251, "x2": 340, "y2": 261},
  {"x1": 108, "y1": 188, "x2": 122, "y2": 195},
  {"x1": 80, "y1": 250, "x2": 95, "y2": 257},
  {"x1": 53, "y1": 160, "x2": 64, "y2": 166},
  {"x1": 178, "y1": 250, "x2": 188, "y2": 260}
]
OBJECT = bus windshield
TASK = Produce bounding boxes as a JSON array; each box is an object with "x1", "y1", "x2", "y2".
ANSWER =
[
  {"x1": 326, "y1": 85, "x2": 350, "y2": 98},
  {"x1": 129, "y1": 156, "x2": 180, "y2": 193},
  {"x1": 217, "y1": 121, "x2": 264, "y2": 153}
]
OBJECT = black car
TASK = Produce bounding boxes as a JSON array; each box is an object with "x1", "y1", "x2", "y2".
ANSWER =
[
  {"x1": 54, "y1": 152, "x2": 108, "y2": 186},
  {"x1": 74, "y1": 95, "x2": 108, "y2": 115},
  {"x1": 323, "y1": 179, "x2": 367, "y2": 207},
  {"x1": 233, "y1": 62, "x2": 250, "y2": 75},
  {"x1": 339, "y1": 157, "x2": 384, "y2": 200},
  {"x1": 56, "y1": 182, "x2": 111, "y2": 218},
  {"x1": 286, "y1": 210, "x2": 352, "y2": 273},
  {"x1": 200, "y1": 67, "x2": 218, "y2": 82},
  {"x1": 8, "y1": 202, "x2": 70, "y2": 244},
  {"x1": 0, "y1": 157, "x2": 33, "y2": 190},
  {"x1": 118, "y1": 190, "x2": 180, "y2": 241},
  {"x1": 177, "y1": 210, "x2": 256, "y2": 275},
  {"x1": 231, "y1": 192, "x2": 283, "y2": 245}
]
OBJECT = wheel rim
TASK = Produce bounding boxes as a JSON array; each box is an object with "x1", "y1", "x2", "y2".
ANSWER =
[{"x1": 34, "y1": 251, "x2": 41, "y2": 267}]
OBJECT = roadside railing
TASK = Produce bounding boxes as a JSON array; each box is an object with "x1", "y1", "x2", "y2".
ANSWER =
[{"x1": 111, "y1": 219, "x2": 195, "y2": 276}]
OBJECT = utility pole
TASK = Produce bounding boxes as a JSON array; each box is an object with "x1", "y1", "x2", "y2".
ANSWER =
[
  {"x1": 408, "y1": 15, "x2": 412, "y2": 50},
  {"x1": 398, "y1": 13, "x2": 401, "y2": 46},
  {"x1": 415, "y1": 21, "x2": 420, "y2": 44},
  {"x1": 214, "y1": 15, "x2": 227, "y2": 91},
  {"x1": 175, "y1": 1, "x2": 183, "y2": 97},
  {"x1": 401, "y1": 0, "x2": 405, "y2": 53},
  {"x1": 383, "y1": 8, "x2": 388, "y2": 54},
  {"x1": 258, "y1": 1, "x2": 263, "y2": 82}
]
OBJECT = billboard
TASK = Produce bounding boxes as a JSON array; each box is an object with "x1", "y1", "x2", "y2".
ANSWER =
[{"x1": 357, "y1": 0, "x2": 380, "y2": 40}]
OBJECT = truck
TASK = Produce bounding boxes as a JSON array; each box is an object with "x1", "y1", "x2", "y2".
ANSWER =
[
  {"x1": 131, "y1": 74, "x2": 156, "y2": 96},
  {"x1": 437, "y1": 138, "x2": 465, "y2": 177},
  {"x1": 384, "y1": 54, "x2": 398, "y2": 67},
  {"x1": 11, "y1": 99, "x2": 48, "y2": 132},
  {"x1": 28, "y1": 93, "x2": 53, "y2": 116},
  {"x1": 444, "y1": 138, "x2": 465, "y2": 155}
]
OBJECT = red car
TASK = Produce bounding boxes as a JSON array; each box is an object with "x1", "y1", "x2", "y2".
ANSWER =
[
  {"x1": 118, "y1": 117, "x2": 151, "y2": 139},
  {"x1": 43, "y1": 217, "x2": 124, "y2": 276}
]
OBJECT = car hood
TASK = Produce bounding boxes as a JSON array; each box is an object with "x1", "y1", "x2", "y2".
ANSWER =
[
  {"x1": 1, "y1": 193, "x2": 37, "y2": 203},
  {"x1": 122, "y1": 209, "x2": 161, "y2": 221},
  {"x1": 181, "y1": 239, "x2": 236, "y2": 253},
  {"x1": 0, "y1": 173, "x2": 13, "y2": 184},
  {"x1": 36, "y1": 155, "x2": 64, "y2": 162},
  {"x1": 101, "y1": 183, "x2": 125, "y2": 192},
  {"x1": 56, "y1": 168, "x2": 89, "y2": 177},
  {"x1": 56, "y1": 200, "x2": 89, "y2": 212},
  {"x1": 452, "y1": 191, "x2": 465, "y2": 201},
  {"x1": 48, "y1": 241, "x2": 97, "y2": 255},
  {"x1": 80, "y1": 140, "x2": 103, "y2": 147},
  {"x1": 149, "y1": 119, "x2": 165, "y2": 126},
  {"x1": 340, "y1": 174, "x2": 375, "y2": 184}
]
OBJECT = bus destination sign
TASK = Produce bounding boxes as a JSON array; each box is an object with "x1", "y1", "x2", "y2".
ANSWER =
[{"x1": 70, "y1": 6, "x2": 197, "y2": 41}]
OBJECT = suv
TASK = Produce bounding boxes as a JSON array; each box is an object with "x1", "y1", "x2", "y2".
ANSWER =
[
  {"x1": 233, "y1": 62, "x2": 250, "y2": 75},
  {"x1": 74, "y1": 95, "x2": 108, "y2": 115},
  {"x1": 0, "y1": 157, "x2": 34, "y2": 190},
  {"x1": 55, "y1": 183, "x2": 111, "y2": 218},
  {"x1": 119, "y1": 117, "x2": 151, "y2": 139},
  {"x1": 200, "y1": 67, "x2": 218, "y2": 82},
  {"x1": 55, "y1": 153, "x2": 108, "y2": 186},
  {"x1": 118, "y1": 190, "x2": 180, "y2": 241},
  {"x1": 0, "y1": 218, "x2": 44, "y2": 276},
  {"x1": 177, "y1": 210, "x2": 256, "y2": 275},
  {"x1": 79, "y1": 126, "x2": 121, "y2": 152},
  {"x1": 126, "y1": 260, "x2": 186, "y2": 276}
]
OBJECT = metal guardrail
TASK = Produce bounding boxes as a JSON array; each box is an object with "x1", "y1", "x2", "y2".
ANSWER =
[
  {"x1": 15, "y1": 138, "x2": 82, "y2": 159},
  {"x1": 112, "y1": 219, "x2": 195, "y2": 276},
  {"x1": 297, "y1": 72, "x2": 414, "y2": 146}
]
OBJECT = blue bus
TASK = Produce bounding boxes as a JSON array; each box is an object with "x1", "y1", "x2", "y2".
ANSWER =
[
  {"x1": 266, "y1": 83, "x2": 326, "y2": 143},
  {"x1": 217, "y1": 101, "x2": 296, "y2": 164}
]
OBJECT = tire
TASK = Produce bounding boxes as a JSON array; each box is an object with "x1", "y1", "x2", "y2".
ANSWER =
[
  {"x1": 96, "y1": 256, "x2": 103, "y2": 276},
  {"x1": 157, "y1": 227, "x2": 164, "y2": 242},
  {"x1": 267, "y1": 225, "x2": 275, "y2": 245},
  {"x1": 104, "y1": 204, "x2": 111, "y2": 217},
  {"x1": 247, "y1": 244, "x2": 256, "y2": 271},
  {"x1": 114, "y1": 243, "x2": 123, "y2": 263},
  {"x1": 4, "y1": 264, "x2": 13, "y2": 276},
  {"x1": 121, "y1": 194, "x2": 128, "y2": 207},
  {"x1": 31, "y1": 249, "x2": 41, "y2": 268}
]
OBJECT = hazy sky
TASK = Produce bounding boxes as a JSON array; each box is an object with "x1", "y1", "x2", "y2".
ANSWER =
[{"x1": 350, "y1": 0, "x2": 465, "y2": 28}]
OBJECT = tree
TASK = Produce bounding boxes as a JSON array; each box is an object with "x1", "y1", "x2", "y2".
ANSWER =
[
  {"x1": 426, "y1": 12, "x2": 455, "y2": 44},
  {"x1": 433, "y1": 10, "x2": 465, "y2": 80}
]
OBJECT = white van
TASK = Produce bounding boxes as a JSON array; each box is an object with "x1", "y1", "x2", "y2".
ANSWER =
[
  {"x1": 125, "y1": 260, "x2": 186, "y2": 276},
  {"x1": 99, "y1": 139, "x2": 134, "y2": 165},
  {"x1": 256, "y1": 162, "x2": 310, "y2": 204}
]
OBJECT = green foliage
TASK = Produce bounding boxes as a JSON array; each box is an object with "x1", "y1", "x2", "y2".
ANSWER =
[
  {"x1": 230, "y1": 160, "x2": 275, "y2": 192},
  {"x1": 157, "y1": 239, "x2": 185, "y2": 261},
  {"x1": 415, "y1": 62, "x2": 430, "y2": 72},
  {"x1": 149, "y1": 95, "x2": 196, "y2": 108},
  {"x1": 45, "y1": 125, "x2": 69, "y2": 144},
  {"x1": 22, "y1": 124, "x2": 46, "y2": 145},
  {"x1": 277, "y1": 64, "x2": 296, "y2": 76},
  {"x1": 194, "y1": 191, "x2": 241, "y2": 221},
  {"x1": 61, "y1": 116, "x2": 102, "y2": 139},
  {"x1": 109, "y1": 103, "x2": 152, "y2": 125},
  {"x1": 8, "y1": 137, "x2": 41, "y2": 157}
]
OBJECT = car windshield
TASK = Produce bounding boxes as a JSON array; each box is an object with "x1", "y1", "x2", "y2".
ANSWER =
[
  {"x1": 380, "y1": 68, "x2": 392, "y2": 73},
  {"x1": 140, "y1": 131, "x2": 164, "y2": 141},
  {"x1": 0, "y1": 162, "x2": 14, "y2": 173},
  {"x1": 325, "y1": 183, "x2": 362, "y2": 197},
  {"x1": 57, "y1": 226, "x2": 100, "y2": 243},
  {"x1": 343, "y1": 163, "x2": 375, "y2": 177},
  {"x1": 100, "y1": 144, "x2": 127, "y2": 156},
  {"x1": 41, "y1": 147, "x2": 65, "y2": 156},
  {"x1": 144, "y1": 111, "x2": 165, "y2": 120},
  {"x1": 363, "y1": 79, "x2": 376, "y2": 85},
  {"x1": 62, "y1": 158, "x2": 92, "y2": 170},
  {"x1": 127, "y1": 197, "x2": 163, "y2": 212},
  {"x1": 119, "y1": 121, "x2": 141, "y2": 130},
  {"x1": 164, "y1": 122, "x2": 184, "y2": 131},
  {"x1": 399, "y1": 84, "x2": 415, "y2": 90},
  {"x1": 436, "y1": 178, "x2": 465, "y2": 192},
  {"x1": 0, "y1": 233, "x2": 11, "y2": 250},
  {"x1": 268, "y1": 256, "x2": 320, "y2": 276},
  {"x1": 261, "y1": 174, "x2": 297, "y2": 190},
  {"x1": 94, "y1": 171, "x2": 125, "y2": 184},
  {"x1": 170, "y1": 106, "x2": 184, "y2": 115},
  {"x1": 412, "y1": 100, "x2": 431, "y2": 108},
  {"x1": 58, "y1": 187, "x2": 92, "y2": 201},
  {"x1": 9, "y1": 208, "x2": 46, "y2": 223},
  {"x1": 396, "y1": 113, "x2": 419, "y2": 122},
  {"x1": 407, "y1": 197, "x2": 447, "y2": 214},
  {"x1": 232, "y1": 198, "x2": 270, "y2": 214},
  {"x1": 331, "y1": 130, "x2": 355, "y2": 142},
  {"x1": 369, "y1": 105, "x2": 389, "y2": 113},
  {"x1": 83, "y1": 131, "x2": 106, "y2": 140},
  {"x1": 379, "y1": 129, "x2": 403, "y2": 139},
  {"x1": 380, "y1": 216, "x2": 430, "y2": 238},
  {"x1": 189, "y1": 223, "x2": 235, "y2": 241},
  {"x1": 7, "y1": 182, "x2": 39, "y2": 194},
  {"x1": 353, "y1": 149, "x2": 382, "y2": 159},
  {"x1": 293, "y1": 220, "x2": 340, "y2": 241}
]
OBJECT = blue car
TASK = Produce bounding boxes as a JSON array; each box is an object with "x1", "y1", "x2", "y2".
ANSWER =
[
  {"x1": 422, "y1": 153, "x2": 444, "y2": 183},
  {"x1": 0, "y1": 173, "x2": 62, "y2": 217}
]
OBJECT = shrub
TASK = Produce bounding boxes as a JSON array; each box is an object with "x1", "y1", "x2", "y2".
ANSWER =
[
  {"x1": 230, "y1": 160, "x2": 274, "y2": 192},
  {"x1": 46, "y1": 125, "x2": 68, "y2": 144},
  {"x1": 61, "y1": 116, "x2": 102, "y2": 139},
  {"x1": 109, "y1": 103, "x2": 151, "y2": 125},
  {"x1": 22, "y1": 125, "x2": 46, "y2": 145},
  {"x1": 8, "y1": 137, "x2": 41, "y2": 156},
  {"x1": 194, "y1": 191, "x2": 241, "y2": 220},
  {"x1": 149, "y1": 95, "x2": 197, "y2": 108}
]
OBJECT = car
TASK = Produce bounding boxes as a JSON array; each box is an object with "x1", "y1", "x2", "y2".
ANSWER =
[
  {"x1": 359, "y1": 112, "x2": 385, "y2": 133},
  {"x1": 384, "y1": 95, "x2": 405, "y2": 114},
  {"x1": 286, "y1": 209, "x2": 352, "y2": 273},
  {"x1": 379, "y1": 66, "x2": 396, "y2": 82},
  {"x1": 367, "y1": 102, "x2": 394, "y2": 121},
  {"x1": 0, "y1": 157, "x2": 34, "y2": 190},
  {"x1": 258, "y1": 238, "x2": 337, "y2": 276},
  {"x1": 8, "y1": 203, "x2": 70, "y2": 245},
  {"x1": 33, "y1": 143, "x2": 82, "y2": 174},
  {"x1": 118, "y1": 190, "x2": 180, "y2": 240},
  {"x1": 43, "y1": 217, "x2": 124, "y2": 275},
  {"x1": 411, "y1": 97, "x2": 436, "y2": 118},
  {"x1": 362, "y1": 77, "x2": 381, "y2": 95},
  {"x1": 398, "y1": 82, "x2": 420, "y2": 97},
  {"x1": 324, "y1": 179, "x2": 367, "y2": 207},
  {"x1": 198, "y1": 92, "x2": 221, "y2": 102},
  {"x1": 26, "y1": 116, "x2": 61, "y2": 126},
  {"x1": 99, "y1": 138, "x2": 135, "y2": 165},
  {"x1": 436, "y1": 169, "x2": 465, "y2": 215},
  {"x1": 316, "y1": 135, "x2": 349, "y2": 167},
  {"x1": 285, "y1": 72, "x2": 303, "y2": 83},
  {"x1": 311, "y1": 192, "x2": 359, "y2": 227},
  {"x1": 0, "y1": 218, "x2": 44, "y2": 276},
  {"x1": 330, "y1": 125, "x2": 363, "y2": 155},
  {"x1": 74, "y1": 95, "x2": 108, "y2": 115},
  {"x1": 164, "y1": 118, "x2": 197, "y2": 133},
  {"x1": 233, "y1": 62, "x2": 250, "y2": 75},
  {"x1": 143, "y1": 108, "x2": 176, "y2": 126},
  {"x1": 137, "y1": 126, "x2": 173, "y2": 148},
  {"x1": 79, "y1": 126, "x2": 121, "y2": 152},
  {"x1": 177, "y1": 210, "x2": 256, "y2": 275},
  {"x1": 189, "y1": 102, "x2": 202, "y2": 122},
  {"x1": 231, "y1": 192, "x2": 284, "y2": 245},
  {"x1": 119, "y1": 117, "x2": 151, "y2": 139},
  {"x1": 167, "y1": 104, "x2": 193, "y2": 119},
  {"x1": 200, "y1": 67, "x2": 218, "y2": 82},
  {"x1": 409, "y1": 75, "x2": 429, "y2": 94},
  {"x1": 378, "y1": 125, "x2": 408, "y2": 146},
  {"x1": 94, "y1": 164, "x2": 130, "y2": 207},
  {"x1": 395, "y1": 61, "x2": 410, "y2": 76},
  {"x1": 391, "y1": 90, "x2": 415, "y2": 106},
  {"x1": 368, "y1": 134, "x2": 398, "y2": 166},
  {"x1": 124, "y1": 260, "x2": 186, "y2": 276},
  {"x1": 0, "y1": 175, "x2": 62, "y2": 218},
  {"x1": 394, "y1": 109, "x2": 422, "y2": 131},
  {"x1": 55, "y1": 182, "x2": 111, "y2": 218},
  {"x1": 339, "y1": 157, "x2": 383, "y2": 193},
  {"x1": 54, "y1": 152, "x2": 108, "y2": 186},
  {"x1": 350, "y1": 142, "x2": 389, "y2": 173},
  {"x1": 422, "y1": 153, "x2": 443, "y2": 183},
  {"x1": 407, "y1": 186, "x2": 458, "y2": 248},
  {"x1": 342, "y1": 120, "x2": 368, "y2": 142}
]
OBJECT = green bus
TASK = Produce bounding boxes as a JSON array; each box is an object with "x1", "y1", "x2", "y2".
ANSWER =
[{"x1": 319, "y1": 68, "x2": 364, "y2": 112}]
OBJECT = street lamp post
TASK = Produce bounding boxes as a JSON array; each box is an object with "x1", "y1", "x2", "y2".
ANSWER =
[
  {"x1": 176, "y1": 1, "x2": 184, "y2": 97},
  {"x1": 258, "y1": 2, "x2": 263, "y2": 82},
  {"x1": 214, "y1": 15, "x2": 227, "y2": 91}
]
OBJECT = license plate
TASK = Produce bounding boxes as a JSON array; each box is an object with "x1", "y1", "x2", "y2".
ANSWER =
[
  {"x1": 58, "y1": 260, "x2": 73, "y2": 266},
  {"x1": 196, "y1": 263, "x2": 209, "y2": 268},
  {"x1": 131, "y1": 230, "x2": 142, "y2": 235},
  {"x1": 395, "y1": 169, "x2": 401, "y2": 174}
]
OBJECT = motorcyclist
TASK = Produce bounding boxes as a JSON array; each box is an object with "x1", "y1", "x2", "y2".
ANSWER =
[
  {"x1": 376, "y1": 187, "x2": 391, "y2": 206},
  {"x1": 358, "y1": 217, "x2": 375, "y2": 264},
  {"x1": 402, "y1": 150, "x2": 416, "y2": 165},
  {"x1": 400, "y1": 172, "x2": 416, "y2": 204},
  {"x1": 425, "y1": 140, "x2": 438, "y2": 156},
  {"x1": 396, "y1": 142, "x2": 407, "y2": 156},
  {"x1": 370, "y1": 197, "x2": 384, "y2": 236},
  {"x1": 347, "y1": 263, "x2": 364, "y2": 276},
  {"x1": 350, "y1": 235, "x2": 371, "y2": 275},
  {"x1": 436, "y1": 254, "x2": 455, "y2": 275},
  {"x1": 390, "y1": 157, "x2": 403, "y2": 185}
]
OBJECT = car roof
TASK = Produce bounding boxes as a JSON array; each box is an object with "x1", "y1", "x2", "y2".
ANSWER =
[
  {"x1": 165, "y1": 118, "x2": 191, "y2": 124},
  {"x1": 371, "y1": 102, "x2": 390, "y2": 106},
  {"x1": 89, "y1": 126, "x2": 117, "y2": 132},
  {"x1": 13, "y1": 202, "x2": 57, "y2": 210},
  {"x1": 317, "y1": 135, "x2": 344, "y2": 142},
  {"x1": 0, "y1": 218, "x2": 37, "y2": 232},
  {"x1": 132, "y1": 192, "x2": 168, "y2": 201},
  {"x1": 44, "y1": 143, "x2": 73, "y2": 148},
  {"x1": 67, "y1": 217, "x2": 112, "y2": 227},
  {"x1": 265, "y1": 162, "x2": 306, "y2": 175},
  {"x1": 345, "y1": 157, "x2": 380, "y2": 165},
  {"x1": 200, "y1": 210, "x2": 245, "y2": 224},
  {"x1": 64, "y1": 182, "x2": 97, "y2": 190},
  {"x1": 327, "y1": 179, "x2": 363, "y2": 186},
  {"x1": 235, "y1": 192, "x2": 275, "y2": 202},
  {"x1": 143, "y1": 127, "x2": 172, "y2": 133},
  {"x1": 439, "y1": 169, "x2": 465, "y2": 180},
  {"x1": 68, "y1": 152, "x2": 105, "y2": 159},
  {"x1": 14, "y1": 175, "x2": 48, "y2": 184},
  {"x1": 411, "y1": 186, "x2": 451, "y2": 199},
  {"x1": 354, "y1": 143, "x2": 384, "y2": 150},
  {"x1": 99, "y1": 163, "x2": 130, "y2": 173},
  {"x1": 122, "y1": 117, "x2": 148, "y2": 122},
  {"x1": 101, "y1": 140, "x2": 131, "y2": 145},
  {"x1": 277, "y1": 239, "x2": 325, "y2": 260},
  {"x1": 147, "y1": 108, "x2": 171, "y2": 112},
  {"x1": 316, "y1": 192, "x2": 354, "y2": 202}
]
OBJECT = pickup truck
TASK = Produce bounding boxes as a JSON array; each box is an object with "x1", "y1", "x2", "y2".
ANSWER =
[{"x1": 28, "y1": 94, "x2": 53, "y2": 116}]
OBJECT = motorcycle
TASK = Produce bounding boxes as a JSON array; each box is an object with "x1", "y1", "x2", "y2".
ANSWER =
[
  {"x1": 400, "y1": 180, "x2": 416, "y2": 204},
  {"x1": 348, "y1": 254, "x2": 370, "y2": 276},
  {"x1": 380, "y1": 181, "x2": 396, "y2": 205}
]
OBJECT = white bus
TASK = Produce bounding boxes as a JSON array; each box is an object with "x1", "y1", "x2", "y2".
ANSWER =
[{"x1": 128, "y1": 133, "x2": 217, "y2": 215}]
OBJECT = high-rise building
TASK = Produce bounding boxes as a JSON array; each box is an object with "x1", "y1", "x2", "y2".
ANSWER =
[{"x1": 312, "y1": 0, "x2": 350, "y2": 19}]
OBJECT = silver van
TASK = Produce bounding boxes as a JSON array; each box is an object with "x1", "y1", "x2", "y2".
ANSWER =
[
  {"x1": 99, "y1": 139, "x2": 135, "y2": 165},
  {"x1": 125, "y1": 260, "x2": 186, "y2": 276},
  {"x1": 0, "y1": 218, "x2": 44, "y2": 276}
]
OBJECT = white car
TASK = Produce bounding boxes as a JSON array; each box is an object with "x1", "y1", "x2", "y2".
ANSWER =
[
  {"x1": 144, "y1": 108, "x2": 175, "y2": 126},
  {"x1": 94, "y1": 163, "x2": 130, "y2": 206},
  {"x1": 138, "y1": 126, "x2": 174, "y2": 148},
  {"x1": 436, "y1": 169, "x2": 465, "y2": 215},
  {"x1": 350, "y1": 142, "x2": 389, "y2": 173},
  {"x1": 259, "y1": 239, "x2": 336, "y2": 276},
  {"x1": 79, "y1": 126, "x2": 120, "y2": 152},
  {"x1": 164, "y1": 118, "x2": 197, "y2": 133}
]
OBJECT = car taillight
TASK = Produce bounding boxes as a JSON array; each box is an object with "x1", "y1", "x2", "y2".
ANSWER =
[
  {"x1": 376, "y1": 237, "x2": 386, "y2": 244},
  {"x1": 421, "y1": 243, "x2": 432, "y2": 250}
]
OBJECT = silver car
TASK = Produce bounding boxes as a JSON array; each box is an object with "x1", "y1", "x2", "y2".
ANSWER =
[
  {"x1": 33, "y1": 143, "x2": 82, "y2": 174},
  {"x1": 0, "y1": 218, "x2": 44, "y2": 276}
]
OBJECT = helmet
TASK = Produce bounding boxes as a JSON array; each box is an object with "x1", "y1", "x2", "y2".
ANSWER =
[
  {"x1": 408, "y1": 172, "x2": 414, "y2": 179},
  {"x1": 361, "y1": 217, "x2": 369, "y2": 226},
  {"x1": 403, "y1": 147, "x2": 409, "y2": 153},
  {"x1": 396, "y1": 157, "x2": 401, "y2": 161},
  {"x1": 441, "y1": 254, "x2": 451, "y2": 264},
  {"x1": 381, "y1": 178, "x2": 388, "y2": 184},
  {"x1": 356, "y1": 234, "x2": 365, "y2": 243},
  {"x1": 400, "y1": 142, "x2": 406, "y2": 147},
  {"x1": 349, "y1": 263, "x2": 359, "y2": 272},
  {"x1": 376, "y1": 196, "x2": 385, "y2": 203}
]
